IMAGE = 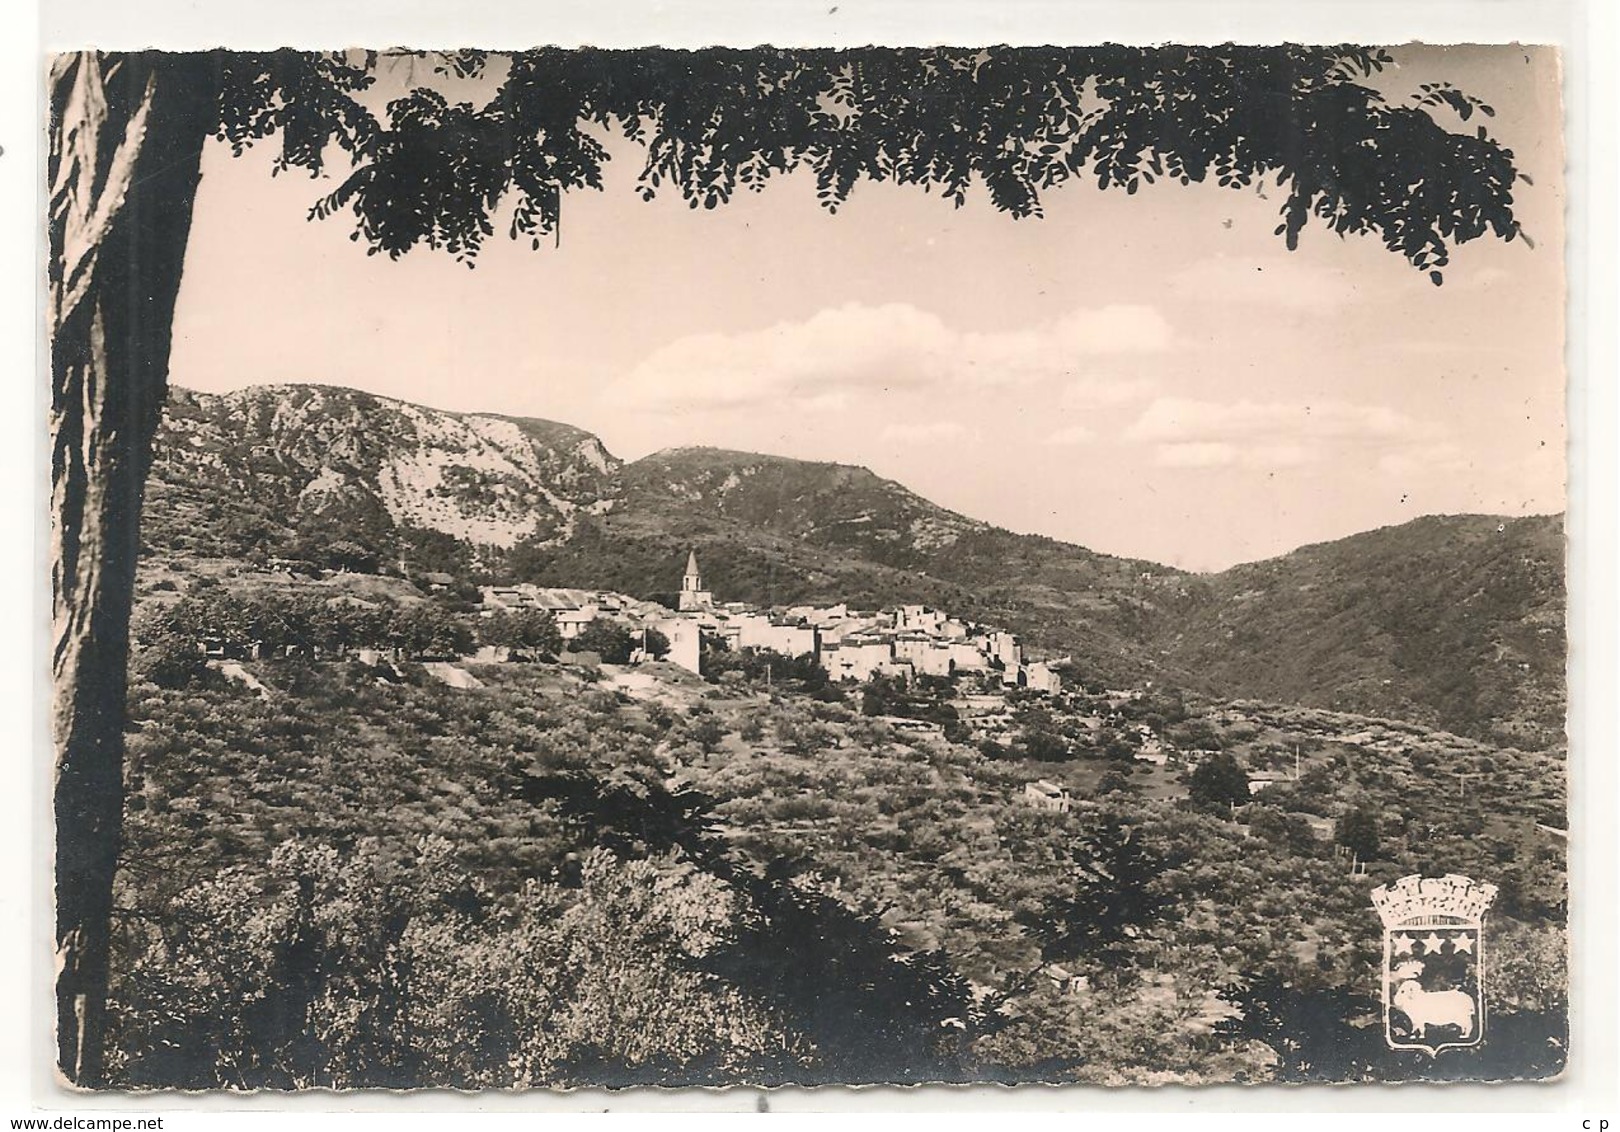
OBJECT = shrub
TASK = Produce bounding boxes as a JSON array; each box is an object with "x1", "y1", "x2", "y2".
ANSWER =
[
  {"x1": 134, "y1": 632, "x2": 209, "y2": 690},
  {"x1": 1186, "y1": 752, "x2": 1250, "y2": 812},
  {"x1": 571, "y1": 620, "x2": 636, "y2": 665}
]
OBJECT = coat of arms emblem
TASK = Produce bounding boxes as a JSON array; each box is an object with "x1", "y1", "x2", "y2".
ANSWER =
[{"x1": 1371, "y1": 873, "x2": 1497, "y2": 1056}]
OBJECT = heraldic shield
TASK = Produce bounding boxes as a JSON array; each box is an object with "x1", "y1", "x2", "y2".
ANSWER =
[{"x1": 1371, "y1": 874, "x2": 1498, "y2": 1056}]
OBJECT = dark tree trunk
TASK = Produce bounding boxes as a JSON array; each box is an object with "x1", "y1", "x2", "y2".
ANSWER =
[{"x1": 48, "y1": 51, "x2": 217, "y2": 1087}]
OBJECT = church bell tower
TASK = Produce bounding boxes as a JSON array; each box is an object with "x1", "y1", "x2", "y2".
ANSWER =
[{"x1": 678, "y1": 549, "x2": 713, "y2": 611}]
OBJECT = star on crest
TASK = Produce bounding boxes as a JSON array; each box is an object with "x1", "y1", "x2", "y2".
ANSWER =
[
  {"x1": 1421, "y1": 932, "x2": 1447, "y2": 953},
  {"x1": 1452, "y1": 933, "x2": 1475, "y2": 954},
  {"x1": 1392, "y1": 933, "x2": 1416, "y2": 955}
]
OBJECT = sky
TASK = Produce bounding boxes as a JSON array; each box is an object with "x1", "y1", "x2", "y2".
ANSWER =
[{"x1": 167, "y1": 45, "x2": 1566, "y2": 572}]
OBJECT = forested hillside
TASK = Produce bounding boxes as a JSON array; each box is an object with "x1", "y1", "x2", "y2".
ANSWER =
[
  {"x1": 1156, "y1": 515, "x2": 1566, "y2": 748},
  {"x1": 110, "y1": 652, "x2": 1566, "y2": 1086}
]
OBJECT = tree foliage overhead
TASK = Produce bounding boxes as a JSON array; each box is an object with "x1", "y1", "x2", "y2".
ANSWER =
[{"x1": 191, "y1": 44, "x2": 1530, "y2": 279}]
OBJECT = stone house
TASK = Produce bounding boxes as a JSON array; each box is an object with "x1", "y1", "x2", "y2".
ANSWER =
[{"x1": 1023, "y1": 779, "x2": 1072, "y2": 813}]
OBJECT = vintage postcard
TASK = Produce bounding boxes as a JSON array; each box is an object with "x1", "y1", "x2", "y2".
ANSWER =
[{"x1": 46, "y1": 43, "x2": 1567, "y2": 1090}]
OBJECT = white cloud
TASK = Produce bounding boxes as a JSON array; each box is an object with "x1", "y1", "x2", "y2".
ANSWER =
[
  {"x1": 881, "y1": 420, "x2": 970, "y2": 444},
  {"x1": 1246, "y1": 443, "x2": 1314, "y2": 468},
  {"x1": 1046, "y1": 305, "x2": 1174, "y2": 354},
  {"x1": 1044, "y1": 424, "x2": 1099, "y2": 446},
  {"x1": 1126, "y1": 397, "x2": 1459, "y2": 472},
  {"x1": 1060, "y1": 376, "x2": 1158, "y2": 408},
  {"x1": 608, "y1": 301, "x2": 1174, "y2": 411},
  {"x1": 1127, "y1": 398, "x2": 1437, "y2": 444},
  {"x1": 1156, "y1": 442, "x2": 1238, "y2": 467}
]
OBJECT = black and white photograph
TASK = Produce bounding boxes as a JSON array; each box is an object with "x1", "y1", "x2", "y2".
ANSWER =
[{"x1": 40, "y1": 31, "x2": 1585, "y2": 1096}]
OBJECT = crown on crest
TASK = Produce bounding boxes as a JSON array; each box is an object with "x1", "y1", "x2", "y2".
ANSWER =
[{"x1": 1371, "y1": 873, "x2": 1497, "y2": 927}]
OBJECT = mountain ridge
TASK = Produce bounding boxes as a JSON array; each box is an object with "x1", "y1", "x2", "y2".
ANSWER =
[{"x1": 142, "y1": 383, "x2": 1565, "y2": 746}]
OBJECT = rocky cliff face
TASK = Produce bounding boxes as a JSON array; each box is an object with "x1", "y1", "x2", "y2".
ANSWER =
[{"x1": 153, "y1": 385, "x2": 621, "y2": 555}]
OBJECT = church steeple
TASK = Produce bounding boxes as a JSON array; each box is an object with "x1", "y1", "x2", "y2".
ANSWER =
[{"x1": 678, "y1": 549, "x2": 712, "y2": 611}]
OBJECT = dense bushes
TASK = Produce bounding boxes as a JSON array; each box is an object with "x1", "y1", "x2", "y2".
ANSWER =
[
  {"x1": 135, "y1": 586, "x2": 479, "y2": 662},
  {"x1": 702, "y1": 643, "x2": 835, "y2": 696},
  {"x1": 859, "y1": 674, "x2": 962, "y2": 736},
  {"x1": 110, "y1": 838, "x2": 797, "y2": 1088},
  {"x1": 478, "y1": 608, "x2": 562, "y2": 658},
  {"x1": 132, "y1": 628, "x2": 213, "y2": 689},
  {"x1": 1185, "y1": 752, "x2": 1251, "y2": 811},
  {"x1": 110, "y1": 663, "x2": 999, "y2": 1086},
  {"x1": 570, "y1": 619, "x2": 636, "y2": 664},
  {"x1": 110, "y1": 655, "x2": 1568, "y2": 1086}
]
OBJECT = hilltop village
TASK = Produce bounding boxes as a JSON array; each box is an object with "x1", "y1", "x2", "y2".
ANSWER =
[
  {"x1": 140, "y1": 544, "x2": 1557, "y2": 832},
  {"x1": 481, "y1": 550, "x2": 1066, "y2": 694},
  {"x1": 144, "y1": 549, "x2": 1358, "y2": 807}
]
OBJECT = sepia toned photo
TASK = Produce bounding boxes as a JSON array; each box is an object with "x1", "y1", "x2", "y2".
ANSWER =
[{"x1": 47, "y1": 43, "x2": 1567, "y2": 1090}]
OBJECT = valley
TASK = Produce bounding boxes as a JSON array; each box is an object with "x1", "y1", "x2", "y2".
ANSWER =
[{"x1": 104, "y1": 381, "x2": 1569, "y2": 1087}]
